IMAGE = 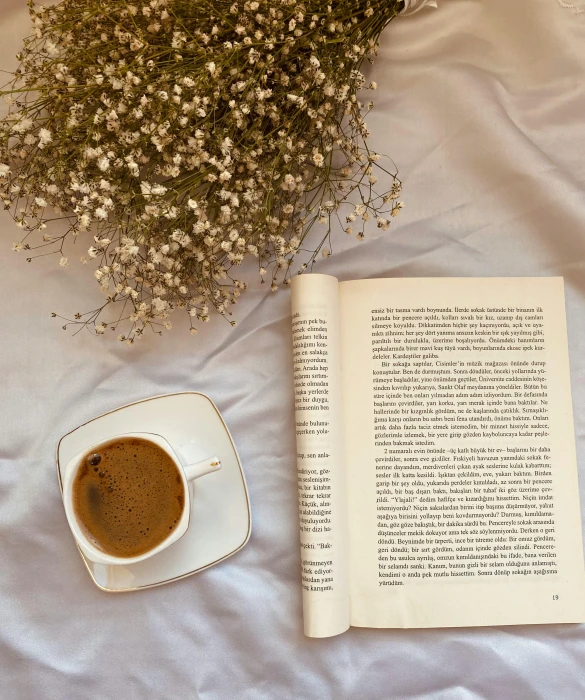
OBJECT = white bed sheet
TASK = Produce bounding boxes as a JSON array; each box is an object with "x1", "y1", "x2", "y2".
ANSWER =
[{"x1": 1, "y1": 1, "x2": 585, "y2": 698}]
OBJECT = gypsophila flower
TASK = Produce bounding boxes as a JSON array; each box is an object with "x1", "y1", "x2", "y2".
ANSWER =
[
  {"x1": 313, "y1": 153, "x2": 325, "y2": 167},
  {"x1": 38, "y1": 128, "x2": 52, "y2": 147},
  {"x1": 1, "y1": 0, "x2": 404, "y2": 341},
  {"x1": 12, "y1": 117, "x2": 33, "y2": 133}
]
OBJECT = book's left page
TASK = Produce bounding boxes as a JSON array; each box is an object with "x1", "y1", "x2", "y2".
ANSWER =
[{"x1": 291, "y1": 274, "x2": 350, "y2": 637}]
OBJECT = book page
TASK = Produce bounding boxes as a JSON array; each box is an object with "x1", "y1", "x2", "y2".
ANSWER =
[
  {"x1": 291, "y1": 274, "x2": 349, "y2": 637},
  {"x1": 340, "y1": 277, "x2": 585, "y2": 628}
]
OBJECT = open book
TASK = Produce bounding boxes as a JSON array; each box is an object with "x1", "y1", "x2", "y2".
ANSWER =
[{"x1": 291, "y1": 275, "x2": 585, "y2": 638}]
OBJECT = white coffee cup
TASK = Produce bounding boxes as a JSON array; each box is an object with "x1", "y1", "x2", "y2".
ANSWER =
[{"x1": 62, "y1": 432, "x2": 221, "y2": 566}]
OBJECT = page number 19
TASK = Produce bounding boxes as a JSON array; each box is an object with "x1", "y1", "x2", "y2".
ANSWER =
[{"x1": 553, "y1": 595, "x2": 559, "y2": 601}]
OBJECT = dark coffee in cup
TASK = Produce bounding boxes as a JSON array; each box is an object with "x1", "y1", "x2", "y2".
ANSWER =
[{"x1": 72, "y1": 437, "x2": 185, "y2": 558}]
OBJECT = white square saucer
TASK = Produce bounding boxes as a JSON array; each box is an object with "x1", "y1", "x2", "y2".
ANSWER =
[{"x1": 56, "y1": 392, "x2": 251, "y2": 591}]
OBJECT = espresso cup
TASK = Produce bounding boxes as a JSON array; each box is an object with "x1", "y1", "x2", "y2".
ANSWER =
[{"x1": 62, "y1": 432, "x2": 221, "y2": 566}]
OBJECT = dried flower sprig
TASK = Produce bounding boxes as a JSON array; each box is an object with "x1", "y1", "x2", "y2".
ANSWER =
[{"x1": 1, "y1": 0, "x2": 404, "y2": 341}]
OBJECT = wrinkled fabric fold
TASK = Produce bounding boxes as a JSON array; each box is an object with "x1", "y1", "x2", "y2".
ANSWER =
[{"x1": 401, "y1": 0, "x2": 439, "y2": 16}]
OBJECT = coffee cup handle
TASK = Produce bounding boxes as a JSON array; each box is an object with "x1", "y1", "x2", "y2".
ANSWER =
[{"x1": 183, "y1": 456, "x2": 222, "y2": 482}]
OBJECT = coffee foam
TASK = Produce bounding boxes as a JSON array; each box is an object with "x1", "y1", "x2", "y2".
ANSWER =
[{"x1": 73, "y1": 437, "x2": 185, "y2": 558}]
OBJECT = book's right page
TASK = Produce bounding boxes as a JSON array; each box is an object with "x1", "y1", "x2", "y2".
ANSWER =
[{"x1": 339, "y1": 277, "x2": 585, "y2": 628}]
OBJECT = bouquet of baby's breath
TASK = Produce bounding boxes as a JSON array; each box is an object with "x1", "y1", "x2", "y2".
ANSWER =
[{"x1": 0, "y1": 0, "x2": 405, "y2": 341}]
